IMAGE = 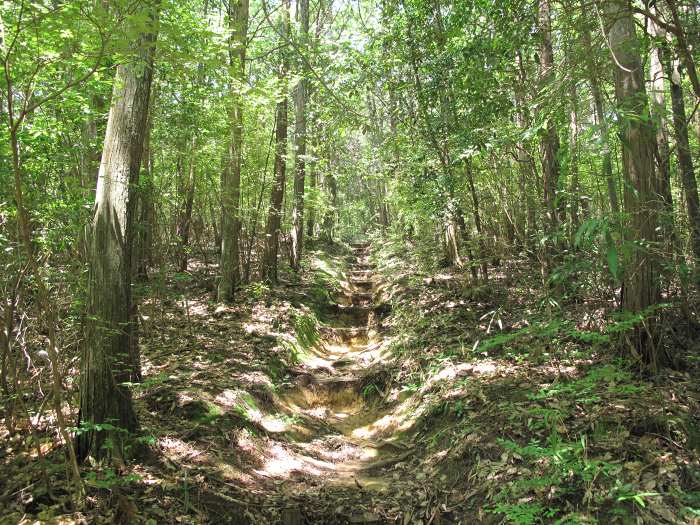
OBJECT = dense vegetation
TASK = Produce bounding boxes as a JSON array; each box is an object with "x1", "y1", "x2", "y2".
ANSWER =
[{"x1": 1, "y1": 0, "x2": 700, "y2": 523}]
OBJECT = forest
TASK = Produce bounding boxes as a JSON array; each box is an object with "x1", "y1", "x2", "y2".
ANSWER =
[{"x1": 1, "y1": 0, "x2": 700, "y2": 522}]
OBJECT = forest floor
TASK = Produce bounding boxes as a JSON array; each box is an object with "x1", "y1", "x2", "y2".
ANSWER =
[{"x1": 3, "y1": 239, "x2": 700, "y2": 524}]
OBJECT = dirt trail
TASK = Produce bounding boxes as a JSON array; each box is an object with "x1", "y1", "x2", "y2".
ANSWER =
[{"x1": 276, "y1": 243, "x2": 407, "y2": 494}]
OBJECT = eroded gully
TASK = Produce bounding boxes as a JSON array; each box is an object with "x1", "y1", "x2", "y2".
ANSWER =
[{"x1": 275, "y1": 242, "x2": 409, "y2": 497}]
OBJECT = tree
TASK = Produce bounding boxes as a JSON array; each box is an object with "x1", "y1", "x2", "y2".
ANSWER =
[
  {"x1": 667, "y1": 58, "x2": 700, "y2": 269},
  {"x1": 602, "y1": 0, "x2": 661, "y2": 368},
  {"x1": 648, "y1": 9, "x2": 674, "y2": 247},
  {"x1": 218, "y1": 0, "x2": 249, "y2": 301},
  {"x1": 78, "y1": 0, "x2": 160, "y2": 460},
  {"x1": 537, "y1": 0, "x2": 561, "y2": 271},
  {"x1": 261, "y1": 0, "x2": 290, "y2": 283},
  {"x1": 290, "y1": 0, "x2": 309, "y2": 272}
]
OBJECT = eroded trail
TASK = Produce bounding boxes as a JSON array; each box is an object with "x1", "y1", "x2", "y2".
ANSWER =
[{"x1": 274, "y1": 243, "x2": 408, "y2": 496}]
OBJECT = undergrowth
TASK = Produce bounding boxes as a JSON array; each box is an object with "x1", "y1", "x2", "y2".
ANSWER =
[{"x1": 370, "y1": 234, "x2": 700, "y2": 524}]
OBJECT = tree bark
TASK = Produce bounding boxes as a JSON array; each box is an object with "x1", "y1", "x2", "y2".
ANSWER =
[
  {"x1": 261, "y1": 0, "x2": 290, "y2": 283},
  {"x1": 444, "y1": 205, "x2": 462, "y2": 268},
  {"x1": 218, "y1": 0, "x2": 249, "y2": 301},
  {"x1": 78, "y1": 0, "x2": 159, "y2": 461},
  {"x1": 514, "y1": 50, "x2": 537, "y2": 248},
  {"x1": 537, "y1": 0, "x2": 561, "y2": 269},
  {"x1": 668, "y1": 60, "x2": 700, "y2": 265},
  {"x1": 603, "y1": 0, "x2": 661, "y2": 368},
  {"x1": 648, "y1": 13, "x2": 674, "y2": 239},
  {"x1": 134, "y1": 86, "x2": 157, "y2": 281},
  {"x1": 466, "y1": 160, "x2": 488, "y2": 280},
  {"x1": 321, "y1": 169, "x2": 337, "y2": 243},
  {"x1": 290, "y1": 0, "x2": 309, "y2": 272},
  {"x1": 177, "y1": 137, "x2": 197, "y2": 272},
  {"x1": 568, "y1": 83, "x2": 581, "y2": 245}
]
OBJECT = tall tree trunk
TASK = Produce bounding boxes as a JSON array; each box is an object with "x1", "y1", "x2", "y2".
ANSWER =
[
  {"x1": 568, "y1": 83, "x2": 581, "y2": 245},
  {"x1": 261, "y1": 0, "x2": 290, "y2": 283},
  {"x1": 538, "y1": 0, "x2": 561, "y2": 268},
  {"x1": 668, "y1": 59, "x2": 700, "y2": 266},
  {"x1": 321, "y1": 169, "x2": 337, "y2": 243},
  {"x1": 177, "y1": 137, "x2": 197, "y2": 272},
  {"x1": 306, "y1": 164, "x2": 316, "y2": 238},
  {"x1": 135, "y1": 86, "x2": 156, "y2": 281},
  {"x1": 648, "y1": 14, "x2": 674, "y2": 241},
  {"x1": 218, "y1": 0, "x2": 249, "y2": 301},
  {"x1": 78, "y1": 0, "x2": 159, "y2": 460},
  {"x1": 444, "y1": 216, "x2": 461, "y2": 268},
  {"x1": 466, "y1": 160, "x2": 488, "y2": 280},
  {"x1": 455, "y1": 210, "x2": 479, "y2": 281},
  {"x1": 603, "y1": 0, "x2": 661, "y2": 368},
  {"x1": 290, "y1": 0, "x2": 309, "y2": 271},
  {"x1": 514, "y1": 51, "x2": 537, "y2": 249}
]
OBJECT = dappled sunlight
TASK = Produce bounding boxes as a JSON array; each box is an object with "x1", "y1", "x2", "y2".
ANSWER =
[
  {"x1": 159, "y1": 436, "x2": 207, "y2": 462},
  {"x1": 255, "y1": 444, "x2": 333, "y2": 477},
  {"x1": 186, "y1": 298, "x2": 211, "y2": 318}
]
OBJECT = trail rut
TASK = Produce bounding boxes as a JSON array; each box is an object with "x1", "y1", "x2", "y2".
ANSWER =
[{"x1": 275, "y1": 242, "x2": 407, "y2": 495}]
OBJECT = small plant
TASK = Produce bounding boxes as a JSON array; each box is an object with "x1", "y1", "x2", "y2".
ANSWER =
[
  {"x1": 249, "y1": 281, "x2": 270, "y2": 300},
  {"x1": 489, "y1": 434, "x2": 620, "y2": 523},
  {"x1": 292, "y1": 311, "x2": 320, "y2": 350},
  {"x1": 361, "y1": 383, "x2": 383, "y2": 399},
  {"x1": 84, "y1": 467, "x2": 141, "y2": 489},
  {"x1": 490, "y1": 501, "x2": 547, "y2": 525},
  {"x1": 615, "y1": 488, "x2": 660, "y2": 508}
]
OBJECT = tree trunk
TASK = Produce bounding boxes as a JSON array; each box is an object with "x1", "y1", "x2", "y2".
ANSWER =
[
  {"x1": 444, "y1": 209, "x2": 462, "y2": 268},
  {"x1": 134, "y1": 88, "x2": 156, "y2": 281},
  {"x1": 290, "y1": 0, "x2": 309, "y2": 272},
  {"x1": 466, "y1": 160, "x2": 488, "y2": 280},
  {"x1": 648, "y1": 14, "x2": 674, "y2": 242},
  {"x1": 306, "y1": 164, "x2": 316, "y2": 238},
  {"x1": 456, "y1": 210, "x2": 479, "y2": 281},
  {"x1": 568, "y1": 83, "x2": 581, "y2": 245},
  {"x1": 218, "y1": 0, "x2": 249, "y2": 301},
  {"x1": 261, "y1": 0, "x2": 290, "y2": 283},
  {"x1": 78, "y1": 0, "x2": 159, "y2": 461},
  {"x1": 514, "y1": 51, "x2": 537, "y2": 249},
  {"x1": 668, "y1": 60, "x2": 700, "y2": 266},
  {"x1": 177, "y1": 137, "x2": 197, "y2": 272},
  {"x1": 321, "y1": 170, "x2": 337, "y2": 243},
  {"x1": 538, "y1": 0, "x2": 561, "y2": 267},
  {"x1": 603, "y1": 0, "x2": 661, "y2": 369}
]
